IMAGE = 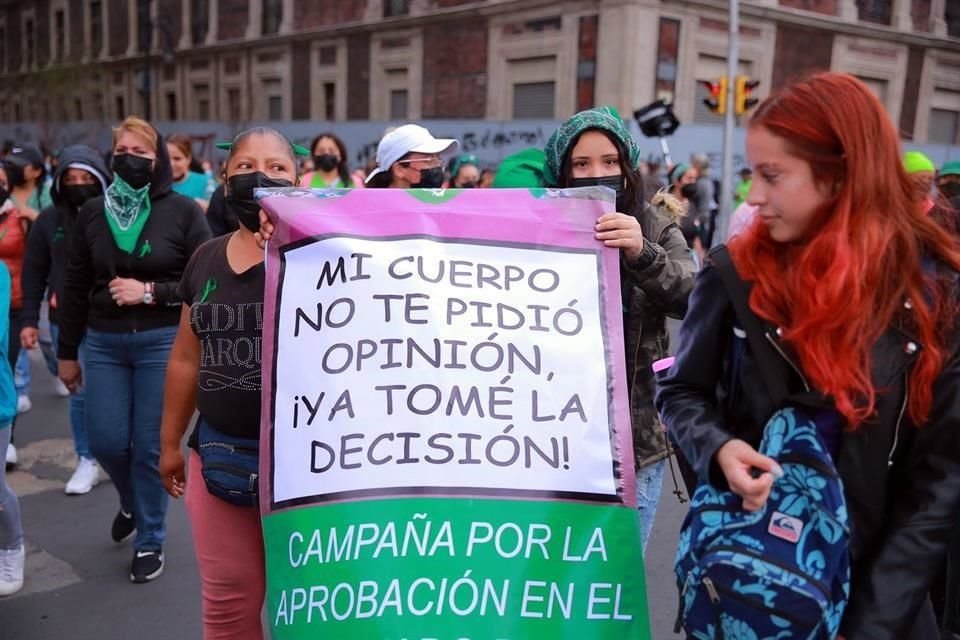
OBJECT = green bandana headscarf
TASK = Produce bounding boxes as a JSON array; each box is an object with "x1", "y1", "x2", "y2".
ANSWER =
[
  {"x1": 492, "y1": 148, "x2": 546, "y2": 188},
  {"x1": 104, "y1": 177, "x2": 152, "y2": 254},
  {"x1": 543, "y1": 106, "x2": 640, "y2": 187}
]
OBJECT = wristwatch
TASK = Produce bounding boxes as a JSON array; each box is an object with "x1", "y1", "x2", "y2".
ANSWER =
[{"x1": 143, "y1": 282, "x2": 155, "y2": 305}]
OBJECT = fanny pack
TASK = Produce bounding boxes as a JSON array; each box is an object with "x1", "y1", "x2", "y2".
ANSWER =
[{"x1": 196, "y1": 418, "x2": 260, "y2": 507}]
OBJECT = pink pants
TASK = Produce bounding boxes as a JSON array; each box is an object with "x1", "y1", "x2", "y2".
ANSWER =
[{"x1": 185, "y1": 452, "x2": 266, "y2": 640}]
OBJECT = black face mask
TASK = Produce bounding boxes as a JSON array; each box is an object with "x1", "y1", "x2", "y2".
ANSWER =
[
  {"x1": 226, "y1": 172, "x2": 293, "y2": 232},
  {"x1": 111, "y1": 153, "x2": 154, "y2": 190},
  {"x1": 411, "y1": 166, "x2": 445, "y2": 189},
  {"x1": 569, "y1": 175, "x2": 628, "y2": 211},
  {"x1": 680, "y1": 183, "x2": 699, "y2": 200},
  {"x1": 314, "y1": 154, "x2": 339, "y2": 173},
  {"x1": 5, "y1": 163, "x2": 26, "y2": 188},
  {"x1": 941, "y1": 182, "x2": 960, "y2": 199},
  {"x1": 458, "y1": 181, "x2": 477, "y2": 189},
  {"x1": 61, "y1": 184, "x2": 103, "y2": 210}
]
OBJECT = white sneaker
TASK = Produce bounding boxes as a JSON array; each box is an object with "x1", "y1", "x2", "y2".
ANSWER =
[
  {"x1": 65, "y1": 457, "x2": 100, "y2": 495},
  {"x1": 16, "y1": 395, "x2": 31, "y2": 414},
  {"x1": 0, "y1": 545, "x2": 24, "y2": 596},
  {"x1": 5, "y1": 443, "x2": 16, "y2": 469},
  {"x1": 54, "y1": 378, "x2": 71, "y2": 397}
]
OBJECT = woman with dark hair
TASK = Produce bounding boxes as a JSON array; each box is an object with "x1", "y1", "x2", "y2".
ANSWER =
[
  {"x1": 449, "y1": 154, "x2": 481, "y2": 188},
  {"x1": 657, "y1": 72, "x2": 960, "y2": 639},
  {"x1": 300, "y1": 132, "x2": 360, "y2": 189},
  {"x1": 667, "y1": 162, "x2": 704, "y2": 260},
  {"x1": 543, "y1": 106, "x2": 696, "y2": 549},
  {"x1": 57, "y1": 116, "x2": 211, "y2": 584},
  {"x1": 5, "y1": 143, "x2": 51, "y2": 222},
  {"x1": 167, "y1": 134, "x2": 215, "y2": 211},
  {"x1": 160, "y1": 127, "x2": 302, "y2": 639}
]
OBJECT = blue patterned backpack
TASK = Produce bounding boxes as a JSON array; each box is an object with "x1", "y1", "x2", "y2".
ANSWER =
[{"x1": 672, "y1": 247, "x2": 851, "y2": 639}]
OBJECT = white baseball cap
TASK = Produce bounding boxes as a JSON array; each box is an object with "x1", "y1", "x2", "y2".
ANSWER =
[{"x1": 364, "y1": 124, "x2": 459, "y2": 184}]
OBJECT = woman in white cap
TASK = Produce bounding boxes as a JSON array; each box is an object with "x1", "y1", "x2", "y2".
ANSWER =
[
  {"x1": 257, "y1": 124, "x2": 460, "y2": 243},
  {"x1": 364, "y1": 124, "x2": 459, "y2": 188}
]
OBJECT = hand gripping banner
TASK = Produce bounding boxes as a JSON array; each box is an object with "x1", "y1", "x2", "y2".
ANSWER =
[{"x1": 258, "y1": 186, "x2": 651, "y2": 640}]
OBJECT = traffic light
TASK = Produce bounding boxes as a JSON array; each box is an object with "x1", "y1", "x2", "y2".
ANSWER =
[
  {"x1": 701, "y1": 77, "x2": 728, "y2": 115},
  {"x1": 735, "y1": 76, "x2": 760, "y2": 115}
]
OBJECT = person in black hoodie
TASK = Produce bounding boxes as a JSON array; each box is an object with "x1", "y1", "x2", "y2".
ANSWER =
[
  {"x1": 56, "y1": 117, "x2": 211, "y2": 584},
  {"x1": 21, "y1": 145, "x2": 111, "y2": 496}
]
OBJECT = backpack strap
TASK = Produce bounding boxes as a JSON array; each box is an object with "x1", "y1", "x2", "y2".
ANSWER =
[{"x1": 711, "y1": 245, "x2": 790, "y2": 408}]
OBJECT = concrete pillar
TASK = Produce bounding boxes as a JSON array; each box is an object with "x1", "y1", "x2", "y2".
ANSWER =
[{"x1": 594, "y1": 0, "x2": 659, "y2": 117}]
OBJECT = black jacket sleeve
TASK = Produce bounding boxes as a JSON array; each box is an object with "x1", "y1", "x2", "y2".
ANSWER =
[
  {"x1": 153, "y1": 202, "x2": 211, "y2": 306},
  {"x1": 654, "y1": 263, "x2": 736, "y2": 485},
  {"x1": 622, "y1": 222, "x2": 696, "y2": 318},
  {"x1": 20, "y1": 208, "x2": 55, "y2": 328},
  {"x1": 56, "y1": 206, "x2": 96, "y2": 360},
  {"x1": 841, "y1": 347, "x2": 960, "y2": 639}
]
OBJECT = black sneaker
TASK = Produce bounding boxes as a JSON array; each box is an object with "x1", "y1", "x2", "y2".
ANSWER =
[
  {"x1": 130, "y1": 549, "x2": 164, "y2": 583},
  {"x1": 111, "y1": 509, "x2": 136, "y2": 543}
]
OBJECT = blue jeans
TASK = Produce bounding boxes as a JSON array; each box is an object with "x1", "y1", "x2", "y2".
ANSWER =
[
  {"x1": 0, "y1": 426, "x2": 22, "y2": 549},
  {"x1": 636, "y1": 459, "x2": 665, "y2": 552},
  {"x1": 84, "y1": 326, "x2": 176, "y2": 551},
  {"x1": 13, "y1": 348, "x2": 29, "y2": 397},
  {"x1": 46, "y1": 323, "x2": 90, "y2": 460}
]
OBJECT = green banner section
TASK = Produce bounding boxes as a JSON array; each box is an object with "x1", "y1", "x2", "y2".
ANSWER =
[{"x1": 263, "y1": 497, "x2": 651, "y2": 639}]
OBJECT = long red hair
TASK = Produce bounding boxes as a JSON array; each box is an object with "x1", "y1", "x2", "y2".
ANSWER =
[{"x1": 729, "y1": 72, "x2": 960, "y2": 427}]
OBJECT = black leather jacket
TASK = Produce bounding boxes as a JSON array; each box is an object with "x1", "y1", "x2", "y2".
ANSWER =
[{"x1": 655, "y1": 257, "x2": 960, "y2": 639}]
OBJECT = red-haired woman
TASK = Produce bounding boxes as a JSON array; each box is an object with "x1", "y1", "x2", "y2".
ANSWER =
[{"x1": 656, "y1": 71, "x2": 960, "y2": 639}]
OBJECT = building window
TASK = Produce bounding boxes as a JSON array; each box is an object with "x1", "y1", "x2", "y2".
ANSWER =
[
  {"x1": 930, "y1": 108, "x2": 959, "y2": 145},
  {"x1": 55, "y1": 10, "x2": 66, "y2": 61},
  {"x1": 194, "y1": 83, "x2": 211, "y2": 120},
  {"x1": 948, "y1": 2, "x2": 960, "y2": 38},
  {"x1": 323, "y1": 82, "x2": 336, "y2": 120},
  {"x1": 166, "y1": 92, "x2": 177, "y2": 120},
  {"x1": 384, "y1": 0, "x2": 410, "y2": 18},
  {"x1": 856, "y1": 0, "x2": 892, "y2": 25},
  {"x1": 654, "y1": 18, "x2": 681, "y2": 103},
  {"x1": 115, "y1": 95, "x2": 125, "y2": 119},
  {"x1": 268, "y1": 96, "x2": 283, "y2": 120},
  {"x1": 192, "y1": 0, "x2": 209, "y2": 45},
  {"x1": 24, "y1": 18, "x2": 35, "y2": 69},
  {"x1": 263, "y1": 0, "x2": 282, "y2": 35},
  {"x1": 90, "y1": 1, "x2": 103, "y2": 57},
  {"x1": 227, "y1": 87, "x2": 241, "y2": 121},
  {"x1": 389, "y1": 89, "x2": 408, "y2": 120},
  {"x1": 512, "y1": 82, "x2": 555, "y2": 119},
  {"x1": 137, "y1": 0, "x2": 152, "y2": 53}
]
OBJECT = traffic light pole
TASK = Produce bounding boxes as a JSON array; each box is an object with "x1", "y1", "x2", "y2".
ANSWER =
[{"x1": 718, "y1": 0, "x2": 739, "y2": 245}]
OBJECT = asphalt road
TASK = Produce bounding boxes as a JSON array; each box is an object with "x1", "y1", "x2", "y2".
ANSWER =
[{"x1": 1, "y1": 328, "x2": 689, "y2": 640}]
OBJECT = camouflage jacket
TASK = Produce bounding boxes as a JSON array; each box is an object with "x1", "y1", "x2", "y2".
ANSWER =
[{"x1": 621, "y1": 193, "x2": 696, "y2": 468}]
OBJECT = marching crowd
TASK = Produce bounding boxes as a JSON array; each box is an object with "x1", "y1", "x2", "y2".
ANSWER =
[{"x1": 0, "y1": 70, "x2": 959, "y2": 640}]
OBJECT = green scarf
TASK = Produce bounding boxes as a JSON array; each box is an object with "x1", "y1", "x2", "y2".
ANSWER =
[
  {"x1": 104, "y1": 177, "x2": 151, "y2": 254},
  {"x1": 543, "y1": 106, "x2": 640, "y2": 186}
]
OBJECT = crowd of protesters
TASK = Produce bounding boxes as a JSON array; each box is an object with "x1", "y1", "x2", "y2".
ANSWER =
[{"x1": 1, "y1": 72, "x2": 960, "y2": 640}]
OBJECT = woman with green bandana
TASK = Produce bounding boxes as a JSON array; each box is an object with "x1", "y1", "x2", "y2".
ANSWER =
[
  {"x1": 449, "y1": 154, "x2": 481, "y2": 188},
  {"x1": 56, "y1": 116, "x2": 211, "y2": 585},
  {"x1": 543, "y1": 106, "x2": 696, "y2": 551}
]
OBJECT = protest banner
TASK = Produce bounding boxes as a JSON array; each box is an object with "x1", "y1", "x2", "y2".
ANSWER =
[{"x1": 259, "y1": 187, "x2": 650, "y2": 639}]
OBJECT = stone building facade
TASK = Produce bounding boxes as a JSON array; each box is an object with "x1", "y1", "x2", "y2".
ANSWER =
[{"x1": 0, "y1": 0, "x2": 958, "y2": 143}]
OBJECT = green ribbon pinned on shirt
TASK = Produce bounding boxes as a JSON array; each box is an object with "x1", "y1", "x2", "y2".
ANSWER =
[
  {"x1": 199, "y1": 277, "x2": 218, "y2": 303},
  {"x1": 139, "y1": 240, "x2": 152, "y2": 259}
]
